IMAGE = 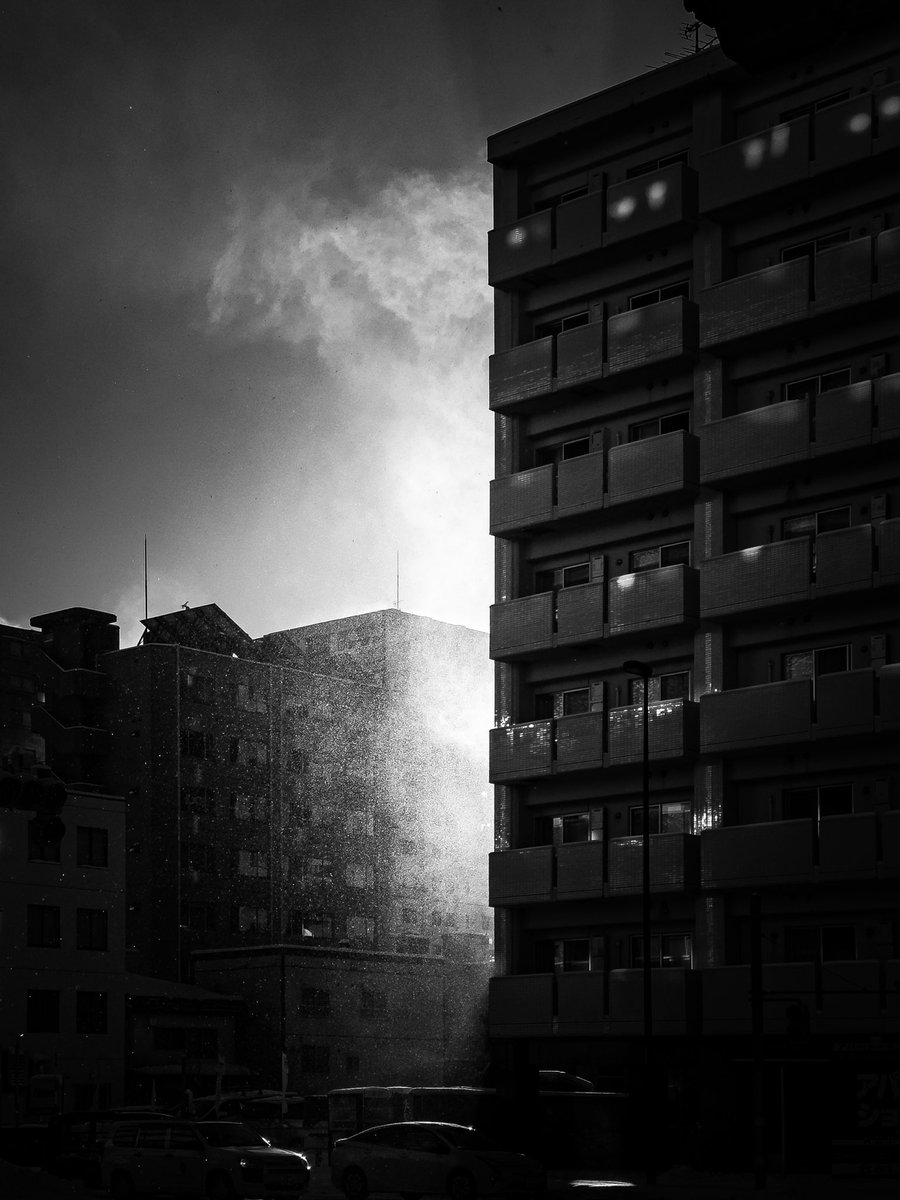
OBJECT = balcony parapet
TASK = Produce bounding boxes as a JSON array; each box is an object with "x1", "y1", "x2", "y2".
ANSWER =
[
  {"x1": 489, "y1": 721, "x2": 552, "y2": 782},
  {"x1": 490, "y1": 593, "x2": 554, "y2": 659},
  {"x1": 699, "y1": 258, "x2": 809, "y2": 349},
  {"x1": 606, "y1": 430, "x2": 699, "y2": 507},
  {"x1": 608, "y1": 833, "x2": 697, "y2": 894},
  {"x1": 607, "y1": 699, "x2": 698, "y2": 764},
  {"x1": 608, "y1": 564, "x2": 699, "y2": 635},
  {"x1": 556, "y1": 840, "x2": 605, "y2": 897},
  {"x1": 608, "y1": 968, "x2": 698, "y2": 1035},
  {"x1": 556, "y1": 972, "x2": 607, "y2": 1034},
  {"x1": 700, "y1": 679, "x2": 812, "y2": 753},
  {"x1": 489, "y1": 465, "x2": 553, "y2": 536},
  {"x1": 489, "y1": 846, "x2": 553, "y2": 905},
  {"x1": 487, "y1": 974, "x2": 554, "y2": 1038},
  {"x1": 701, "y1": 819, "x2": 815, "y2": 888}
]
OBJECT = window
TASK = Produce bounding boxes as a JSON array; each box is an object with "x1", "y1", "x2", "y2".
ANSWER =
[
  {"x1": 181, "y1": 902, "x2": 217, "y2": 931},
  {"x1": 182, "y1": 672, "x2": 212, "y2": 703},
  {"x1": 532, "y1": 183, "x2": 589, "y2": 212},
  {"x1": 784, "y1": 784, "x2": 854, "y2": 821},
  {"x1": 629, "y1": 280, "x2": 689, "y2": 310},
  {"x1": 345, "y1": 862, "x2": 374, "y2": 888},
  {"x1": 75, "y1": 991, "x2": 107, "y2": 1035},
  {"x1": 631, "y1": 933, "x2": 692, "y2": 968},
  {"x1": 782, "y1": 506, "x2": 850, "y2": 540},
  {"x1": 360, "y1": 987, "x2": 388, "y2": 1017},
  {"x1": 629, "y1": 411, "x2": 691, "y2": 441},
  {"x1": 9, "y1": 708, "x2": 31, "y2": 730},
  {"x1": 6, "y1": 673, "x2": 35, "y2": 693},
  {"x1": 783, "y1": 644, "x2": 850, "y2": 680},
  {"x1": 629, "y1": 540, "x2": 691, "y2": 572},
  {"x1": 237, "y1": 849, "x2": 268, "y2": 878},
  {"x1": 534, "y1": 810, "x2": 604, "y2": 845},
  {"x1": 28, "y1": 820, "x2": 62, "y2": 863},
  {"x1": 534, "y1": 436, "x2": 591, "y2": 467},
  {"x1": 785, "y1": 925, "x2": 856, "y2": 962},
  {"x1": 628, "y1": 671, "x2": 691, "y2": 706},
  {"x1": 781, "y1": 229, "x2": 850, "y2": 263},
  {"x1": 26, "y1": 989, "x2": 59, "y2": 1033},
  {"x1": 27, "y1": 904, "x2": 60, "y2": 948},
  {"x1": 236, "y1": 680, "x2": 268, "y2": 712},
  {"x1": 76, "y1": 908, "x2": 108, "y2": 951},
  {"x1": 300, "y1": 1044, "x2": 330, "y2": 1074},
  {"x1": 300, "y1": 987, "x2": 331, "y2": 1017},
  {"x1": 76, "y1": 826, "x2": 108, "y2": 868},
  {"x1": 230, "y1": 791, "x2": 266, "y2": 821},
  {"x1": 181, "y1": 786, "x2": 215, "y2": 816},
  {"x1": 229, "y1": 738, "x2": 268, "y2": 766},
  {"x1": 625, "y1": 150, "x2": 688, "y2": 179},
  {"x1": 534, "y1": 561, "x2": 592, "y2": 593},
  {"x1": 290, "y1": 913, "x2": 334, "y2": 940},
  {"x1": 535, "y1": 937, "x2": 599, "y2": 973},
  {"x1": 184, "y1": 842, "x2": 217, "y2": 874},
  {"x1": 169, "y1": 1127, "x2": 204, "y2": 1150},
  {"x1": 534, "y1": 309, "x2": 590, "y2": 340},
  {"x1": 783, "y1": 367, "x2": 851, "y2": 403},
  {"x1": 180, "y1": 728, "x2": 213, "y2": 759},
  {"x1": 236, "y1": 905, "x2": 269, "y2": 933},
  {"x1": 781, "y1": 91, "x2": 851, "y2": 122},
  {"x1": 534, "y1": 686, "x2": 590, "y2": 719},
  {"x1": 629, "y1": 800, "x2": 692, "y2": 836}
]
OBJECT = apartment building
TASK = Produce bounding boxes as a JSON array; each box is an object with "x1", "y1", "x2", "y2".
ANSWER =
[{"x1": 486, "y1": 13, "x2": 900, "y2": 1174}]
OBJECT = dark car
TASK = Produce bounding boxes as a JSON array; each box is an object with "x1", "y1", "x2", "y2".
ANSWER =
[{"x1": 330, "y1": 1121, "x2": 546, "y2": 1200}]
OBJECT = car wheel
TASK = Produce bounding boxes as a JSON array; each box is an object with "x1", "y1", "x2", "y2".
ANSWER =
[
  {"x1": 109, "y1": 1172, "x2": 136, "y2": 1200},
  {"x1": 342, "y1": 1166, "x2": 369, "y2": 1200},
  {"x1": 206, "y1": 1170, "x2": 237, "y2": 1200},
  {"x1": 448, "y1": 1170, "x2": 477, "y2": 1200}
]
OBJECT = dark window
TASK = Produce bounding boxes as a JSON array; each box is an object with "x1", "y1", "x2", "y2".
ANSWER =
[
  {"x1": 631, "y1": 933, "x2": 692, "y2": 968},
  {"x1": 533, "y1": 183, "x2": 589, "y2": 212},
  {"x1": 26, "y1": 989, "x2": 60, "y2": 1033},
  {"x1": 784, "y1": 644, "x2": 850, "y2": 680},
  {"x1": 629, "y1": 280, "x2": 689, "y2": 310},
  {"x1": 629, "y1": 800, "x2": 692, "y2": 836},
  {"x1": 783, "y1": 506, "x2": 850, "y2": 540},
  {"x1": 182, "y1": 672, "x2": 212, "y2": 703},
  {"x1": 625, "y1": 150, "x2": 689, "y2": 179},
  {"x1": 562, "y1": 688, "x2": 590, "y2": 716},
  {"x1": 76, "y1": 990, "x2": 108, "y2": 1034},
  {"x1": 76, "y1": 908, "x2": 108, "y2": 951},
  {"x1": 300, "y1": 1044, "x2": 330, "y2": 1074},
  {"x1": 76, "y1": 826, "x2": 108, "y2": 868},
  {"x1": 181, "y1": 902, "x2": 217, "y2": 932},
  {"x1": 235, "y1": 905, "x2": 268, "y2": 933},
  {"x1": 534, "y1": 309, "x2": 590, "y2": 340},
  {"x1": 534, "y1": 436, "x2": 591, "y2": 467},
  {"x1": 300, "y1": 987, "x2": 331, "y2": 1017},
  {"x1": 781, "y1": 91, "x2": 851, "y2": 122},
  {"x1": 785, "y1": 925, "x2": 856, "y2": 962},
  {"x1": 534, "y1": 936, "x2": 597, "y2": 973},
  {"x1": 230, "y1": 791, "x2": 265, "y2": 821},
  {"x1": 183, "y1": 842, "x2": 217, "y2": 874},
  {"x1": 781, "y1": 229, "x2": 850, "y2": 263},
  {"x1": 784, "y1": 784, "x2": 854, "y2": 821},
  {"x1": 534, "y1": 560, "x2": 592, "y2": 593},
  {"x1": 27, "y1": 904, "x2": 60, "y2": 948},
  {"x1": 181, "y1": 786, "x2": 215, "y2": 815},
  {"x1": 783, "y1": 368, "x2": 851, "y2": 403},
  {"x1": 629, "y1": 671, "x2": 691, "y2": 706},
  {"x1": 630, "y1": 540, "x2": 691, "y2": 572},
  {"x1": 180, "y1": 728, "x2": 213, "y2": 759},
  {"x1": 360, "y1": 987, "x2": 388, "y2": 1017},
  {"x1": 629, "y1": 410, "x2": 691, "y2": 441},
  {"x1": 28, "y1": 820, "x2": 61, "y2": 863}
]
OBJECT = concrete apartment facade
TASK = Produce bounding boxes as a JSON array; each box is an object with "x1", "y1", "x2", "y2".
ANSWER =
[{"x1": 486, "y1": 11, "x2": 900, "y2": 1175}]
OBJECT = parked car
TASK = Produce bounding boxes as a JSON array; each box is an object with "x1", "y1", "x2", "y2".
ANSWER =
[
  {"x1": 330, "y1": 1121, "x2": 546, "y2": 1200},
  {"x1": 194, "y1": 1092, "x2": 308, "y2": 1151},
  {"x1": 100, "y1": 1118, "x2": 309, "y2": 1199},
  {"x1": 47, "y1": 1109, "x2": 167, "y2": 1183}
]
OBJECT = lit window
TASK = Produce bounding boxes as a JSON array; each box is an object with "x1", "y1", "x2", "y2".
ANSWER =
[
  {"x1": 629, "y1": 801, "x2": 692, "y2": 836},
  {"x1": 783, "y1": 644, "x2": 849, "y2": 680},
  {"x1": 631, "y1": 933, "x2": 692, "y2": 968}
]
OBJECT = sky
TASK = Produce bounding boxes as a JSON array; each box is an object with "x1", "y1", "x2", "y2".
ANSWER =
[{"x1": 1, "y1": 0, "x2": 693, "y2": 646}]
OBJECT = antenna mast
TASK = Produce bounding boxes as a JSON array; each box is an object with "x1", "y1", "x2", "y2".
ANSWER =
[
  {"x1": 144, "y1": 536, "x2": 149, "y2": 622},
  {"x1": 395, "y1": 552, "x2": 400, "y2": 610}
]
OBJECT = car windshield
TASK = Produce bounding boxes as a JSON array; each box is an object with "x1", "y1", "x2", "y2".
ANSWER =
[
  {"x1": 197, "y1": 1123, "x2": 270, "y2": 1148},
  {"x1": 435, "y1": 1127, "x2": 502, "y2": 1152}
]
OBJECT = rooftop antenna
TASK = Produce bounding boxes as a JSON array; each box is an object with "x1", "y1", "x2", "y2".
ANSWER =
[
  {"x1": 143, "y1": 536, "x2": 148, "y2": 622},
  {"x1": 659, "y1": 21, "x2": 717, "y2": 63},
  {"x1": 395, "y1": 552, "x2": 401, "y2": 610}
]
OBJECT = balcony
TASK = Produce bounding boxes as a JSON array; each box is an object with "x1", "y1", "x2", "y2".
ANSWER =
[
  {"x1": 701, "y1": 819, "x2": 815, "y2": 889},
  {"x1": 818, "y1": 813, "x2": 877, "y2": 880},
  {"x1": 878, "y1": 520, "x2": 900, "y2": 583},
  {"x1": 607, "y1": 833, "x2": 698, "y2": 894},
  {"x1": 556, "y1": 840, "x2": 605, "y2": 897},
  {"x1": 701, "y1": 398, "x2": 810, "y2": 483},
  {"x1": 608, "y1": 564, "x2": 699, "y2": 635},
  {"x1": 490, "y1": 594, "x2": 554, "y2": 659},
  {"x1": 489, "y1": 338, "x2": 553, "y2": 411},
  {"x1": 877, "y1": 225, "x2": 900, "y2": 295},
  {"x1": 814, "y1": 236, "x2": 873, "y2": 311},
  {"x1": 488, "y1": 974, "x2": 553, "y2": 1037},
  {"x1": 699, "y1": 257, "x2": 809, "y2": 349},
  {"x1": 608, "y1": 968, "x2": 698, "y2": 1035},
  {"x1": 814, "y1": 669, "x2": 875, "y2": 740},
  {"x1": 607, "y1": 699, "x2": 698, "y2": 764},
  {"x1": 875, "y1": 372, "x2": 900, "y2": 441},
  {"x1": 701, "y1": 539, "x2": 810, "y2": 619},
  {"x1": 556, "y1": 322, "x2": 605, "y2": 389},
  {"x1": 699, "y1": 116, "x2": 810, "y2": 212},
  {"x1": 556, "y1": 972, "x2": 606, "y2": 1034},
  {"x1": 605, "y1": 163, "x2": 697, "y2": 246},
  {"x1": 489, "y1": 721, "x2": 553, "y2": 782},
  {"x1": 489, "y1": 846, "x2": 553, "y2": 905},
  {"x1": 607, "y1": 296, "x2": 698, "y2": 375},
  {"x1": 556, "y1": 451, "x2": 606, "y2": 517},
  {"x1": 487, "y1": 210, "x2": 553, "y2": 287},
  {"x1": 554, "y1": 191, "x2": 606, "y2": 262},
  {"x1": 555, "y1": 712, "x2": 605, "y2": 773},
  {"x1": 700, "y1": 678, "x2": 812, "y2": 753},
  {"x1": 489, "y1": 465, "x2": 553, "y2": 536},
  {"x1": 815, "y1": 380, "x2": 874, "y2": 451},
  {"x1": 606, "y1": 430, "x2": 699, "y2": 506},
  {"x1": 556, "y1": 583, "x2": 605, "y2": 646},
  {"x1": 881, "y1": 811, "x2": 900, "y2": 878}
]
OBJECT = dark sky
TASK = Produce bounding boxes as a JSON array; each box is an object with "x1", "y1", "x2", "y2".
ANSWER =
[{"x1": 1, "y1": 0, "x2": 690, "y2": 644}]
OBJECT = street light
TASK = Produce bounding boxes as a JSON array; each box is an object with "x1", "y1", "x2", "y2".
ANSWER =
[{"x1": 623, "y1": 659, "x2": 654, "y2": 1184}]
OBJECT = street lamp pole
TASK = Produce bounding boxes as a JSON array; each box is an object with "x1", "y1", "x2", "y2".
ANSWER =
[{"x1": 624, "y1": 659, "x2": 654, "y2": 1183}]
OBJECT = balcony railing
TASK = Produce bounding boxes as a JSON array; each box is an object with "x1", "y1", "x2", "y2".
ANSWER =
[
  {"x1": 487, "y1": 210, "x2": 553, "y2": 287},
  {"x1": 556, "y1": 582, "x2": 605, "y2": 646},
  {"x1": 606, "y1": 430, "x2": 699, "y2": 506},
  {"x1": 488, "y1": 846, "x2": 553, "y2": 905},
  {"x1": 699, "y1": 116, "x2": 809, "y2": 212},
  {"x1": 701, "y1": 819, "x2": 815, "y2": 888},
  {"x1": 489, "y1": 465, "x2": 553, "y2": 536},
  {"x1": 556, "y1": 322, "x2": 605, "y2": 389},
  {"x1": 489, "y1": 721, "x2": 553, "y2": 782},
  {"x1": 701, "y1": 539, "x2": 810, "y2": 618},
  {"x1": 555, "y1": 711, "x2": 605, "y2": 772},
  {"x1": 877, "y1": 226, "x2": 900, "y2": 295},
  {"x1": 605, "y1": 163, "x2": 697, "y2": 245},
  {"x1": 556, "y1": 972, "x2": 606, "y2": 1032},
  {"x1": 607, "y1": 296, "x2": 698, "y2": 375},
  {"x1": 556, "y1": 840, "x2": 605, "y2": 897},
  {"x1": 607, "y1": 698, "x2": 698, "y2": 764},
  {"x1": 490, "y1": 593, "x2": 554, "y2": 659},
  {"x1": 608, "y1": 968, "x2": 698, "y2": 1035},
  {"x1": 488, "y1": 974, "x2": 554, "y2": 1037},
  {"x1": 607, "y1": 833, "x2": 697, "y2": 894},
  {"x1": 699, "y1": 257, "x2": 809, "y2": 349},
  {"x1": 489, "y1": 338, "x2": 554, "y2": 411},
  {"x1": 818, "y1": 814, "x2": 878, "y2": 880},
  {"x1": 700, "y1": 679, "x2": 812, "y2": 753},
  {"x1": 608, "y1": 564, "x2": 699, "y2": 635}
]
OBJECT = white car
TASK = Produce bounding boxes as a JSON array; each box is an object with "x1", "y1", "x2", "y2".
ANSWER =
[
  {"x1": 100, "y1": 1118, "x2": 309, "y2": 1199},
  {"x1": 330, "y1": 1121, "x2": 546, "y2": 1200}
]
